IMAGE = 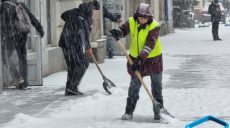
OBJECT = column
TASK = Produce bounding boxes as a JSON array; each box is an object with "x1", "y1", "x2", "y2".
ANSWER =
[{"x1": 0, "y1": 19, "x2": 3, "y2": 94}]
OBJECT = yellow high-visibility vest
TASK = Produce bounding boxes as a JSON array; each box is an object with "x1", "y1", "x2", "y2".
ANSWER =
[{"x1": 129, "y1": 17, "x2": 162, "y2": 58}]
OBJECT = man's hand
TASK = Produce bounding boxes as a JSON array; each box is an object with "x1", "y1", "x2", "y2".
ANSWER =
[
  {"x1": 131, "y1": 56, "x2": 142, "y2": 71},
  {"x1": 117, "y1": 18, "x2": 122, "y2": 24},
  {"x1": 116, "y1": 14, "x2": 122, "y2": 23},
  {"x1": 87, "y1": 48, "x2": 92, "y2": 54},
  {"x1": 39, "y1": 29, "x2": 44, "y2": 38},
  {"x1": 109, "y1": 29, "x2": 121, "y2": 41}
]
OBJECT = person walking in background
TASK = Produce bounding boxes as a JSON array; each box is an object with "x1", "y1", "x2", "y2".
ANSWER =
[
  {"x1": 58, "y1": 0, "x2": 100, "y2": 96},
  {"x1": 0, "y1": 0, "x2": 44, "y2": 89},
  {"x1": 208, "y1": 0, "x2": 222, "y2": 41},
  {"x1": 103, "y1": 5, "x2": 121, "y2": 58},
  {"x1": 109, "y1": 3, "x2": 164, "y2": 121}
]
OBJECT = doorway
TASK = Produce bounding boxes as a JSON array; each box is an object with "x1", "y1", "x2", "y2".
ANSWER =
[{"x1": 15, "y1": 0, "x2": 43, "y2": 86}]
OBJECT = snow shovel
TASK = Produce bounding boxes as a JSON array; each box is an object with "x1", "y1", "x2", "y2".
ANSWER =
[
  {"x1": 117, "y1": 40, "x2": 174, "y2": 119},
  {"x1": 88, "y1": 51, "x2": 116, "y2": 95}
]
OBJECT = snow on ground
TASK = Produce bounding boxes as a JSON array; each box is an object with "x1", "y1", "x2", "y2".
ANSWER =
[{"x1": 1, "y1": 24, "x2": 230, "y2": 128}]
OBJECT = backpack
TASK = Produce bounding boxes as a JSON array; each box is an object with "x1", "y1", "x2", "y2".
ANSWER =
[{"x1": 3, "y1": 1, "x2": 31, "y2": 33}]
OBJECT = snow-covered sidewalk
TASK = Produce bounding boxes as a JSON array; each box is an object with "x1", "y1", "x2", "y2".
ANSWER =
[
  {"x1": 1, "y1": 24, "x2": 230, "y2": 128},
  {"x1": 1, "y1": 56, "x2": 230, "y2": 128}
]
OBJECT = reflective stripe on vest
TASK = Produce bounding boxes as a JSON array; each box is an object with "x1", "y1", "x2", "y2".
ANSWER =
[{"x1": 129, "y1": 17, "x2": 162, "y2": 58}]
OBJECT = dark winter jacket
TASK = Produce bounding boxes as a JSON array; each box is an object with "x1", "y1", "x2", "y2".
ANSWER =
[
  {"x1": 111, "y1": 3, "x2": 163, "y2": 76},
  {"x1": 103, "y1": 6, "x2": 120, "y2": 34},
  {"x1": 58, "y1": 8, "x2": 91, "y2": 52},
  {"x1": 103, "y1": 6, "x2": 120, "y2": 22},
  {"x1": 19, "y1": 2, "x2": 44, "y2": 37},
  {"x1": 119, "y1": 21, "x2": 163, "y2": 77},
  {"x1": 208, "y1": 2, "x2": 221, "y2": 22},
  {"x1": 59, "y1": 1, "x2": 100, "y2": 49},
  {"x1": 0, "y1": 0, "x2": 44, "y2": 44},
  {"x1": 0, "y1": 0, "x2": 18, "y2": 39}
]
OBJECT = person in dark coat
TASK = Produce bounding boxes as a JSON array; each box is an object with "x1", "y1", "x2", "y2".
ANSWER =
[
  {"x1": 0, "y1": 0, "x2": 44, "y2": 89},
  {"x1": 103, "y1": 5, "x2": 121, "y2": 59},
  {"x1": 1, "y1": 0, "x2": 19, "y2": 87},
  {"x1": 208, "y1": 0, "x2": 222, "y2": 41},
  {"x1": 103, "y1": 5, "x2": 121, "y2": 32},
  {"x1": 109, "y1": 3, "x2": 164, "y2": 121},
  {"x1": 58, "y1": 1, "x2": 100, "y2": 96}
]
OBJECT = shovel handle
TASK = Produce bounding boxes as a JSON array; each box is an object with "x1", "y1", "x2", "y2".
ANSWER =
[
  {"x1": 117, "y1": 41, "x2": 155, "y2": 103},
  {"x1": 88, "y1": 51, "x2": 106, "y2": 79}
]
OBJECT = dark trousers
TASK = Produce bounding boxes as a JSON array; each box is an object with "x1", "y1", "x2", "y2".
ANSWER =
[
  {"x1": 125, "y1": 73, "x2": 163, "y2": 114},
  {"x1": 1, "y1": 33, "x2": 28, "y2": 85},
  {"x1": 2, "y1": 45, "x2": 21, "y2": 84},
  {"x1": 106, "y1": 36, "x2": 114, "y2": 58},
  {"x1": 62, "y1": 47, "x2": 89, "y2": 93},
  {"x1": 212, "y1": 21, "x2": 220, "y2": 40},
  {"x1": 16, "y1": 34, "x2": 28, "y2": 83}
]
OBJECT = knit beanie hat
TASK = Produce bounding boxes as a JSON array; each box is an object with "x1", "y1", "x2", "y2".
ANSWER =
[
  {"x1": 134, "y1": 3, "x2": 153, "y2": 19},
  {"x1": 89, "y1": 0, "x2": 100, "y2": 10}
]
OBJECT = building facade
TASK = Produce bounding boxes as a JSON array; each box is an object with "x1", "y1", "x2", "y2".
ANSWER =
[
  {"x1": 0, "y1": 19, "x2": 2, "y2": 94},
  {"x1": 0, "y1": 0, "x2": 172, "y2": 92}
]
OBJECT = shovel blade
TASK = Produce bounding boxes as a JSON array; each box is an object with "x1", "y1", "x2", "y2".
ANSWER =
[
  {"x1": 103, "y1": 78, "x2": 116, "y2": 94},
  {"x1": 153, "y1": 100, "x2": 175, "y2": 119},
  {"x1": 160, "y1": 108, "x2": 175, "y2": 118}
]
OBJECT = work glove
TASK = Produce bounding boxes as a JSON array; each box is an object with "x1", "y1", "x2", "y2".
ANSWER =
[
  {"x1": 131, "y1": 56, "x2": 142, "y2": 71},
  {"x1": 116, "y1": 14, "x2": 121, "y2": 19},
  {"x1": 86, "y1": 48, "x2": 92, "y2": 54},
  {"x1": 116, "y1": 14, "x2": 122, "y2": 23},
  {"x1": 39, "y1": 29, "x2": 45, "y2": 38},
  {"x1": 109, "y1": 29, "x2": 122, "y2": 41}
]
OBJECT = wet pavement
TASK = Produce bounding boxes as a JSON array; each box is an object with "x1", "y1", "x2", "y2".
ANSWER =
[
  {"x1": 0, "y1": 87, "x2": 70, "y2": 125},
  {"x1": 0, "y1": 85, "x2": 97, "y2": 126},
  {"x1": 161, "y1": 24, "x2": 230, "y2": 89},
  {"x1": 164, "y1": 54, "x2": 230, "y2": 88}
]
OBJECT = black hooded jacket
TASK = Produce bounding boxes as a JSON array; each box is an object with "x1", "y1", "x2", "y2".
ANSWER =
[
  {"x1": 58, "y1": 2, "x2": 98, "y2": 50},
  {"x1": 19, "y1": 2, "x2": 44, "y2": 37},
  {"x1": 208, "y1": 1, "x2": 222, "y2": 22},
  {"x1": 0, "y1": 0, "x2": 44, "y2": 40},
  {"x1": 58, "y1": 9, "x2": 90, "y2": 55},
  {"x1": 0, "y1": 0, "x2": 18, "y2": 38}
]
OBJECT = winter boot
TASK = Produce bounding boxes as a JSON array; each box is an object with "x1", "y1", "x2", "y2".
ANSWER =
[
  {"x1": 65, "y1": 89, "x2": 84, "y2": 96},
  {"x1": 216, "y1": 31, "x2": 222, "y2": 41},
  {"x1": 217, "y1": 37, "x2": 222, "y2": 41},
  {"x1": 213, "y1": 34, "x2": 218, "y2": 41},
  {"x1": 121, "y1": 113, "x2": 133, "y2": 120},
  {"x1": 12, "y1": 77, "x2": 24, "y2": 87},
  {"x1": 121, "y1": 98, "x2": 137, "y2": 120},
  {"x1": 153, "y1": 102, "x2": 163, "y2": 120},
  {"x1": 16, "y1": 81, "x2": 28, "y2": 90},
  {"x1": 108, "y1": 51, "x2": 114, "y2": 59}
]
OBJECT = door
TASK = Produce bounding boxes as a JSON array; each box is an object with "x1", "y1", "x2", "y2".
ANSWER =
[{"x1": 19, "y1": 0, "x2": 43, "y2": 86}]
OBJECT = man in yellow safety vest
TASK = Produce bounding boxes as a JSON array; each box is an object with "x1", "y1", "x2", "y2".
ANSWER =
[{"x1": 110, "y1": 3, "x2": 164, "y2": 121}]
